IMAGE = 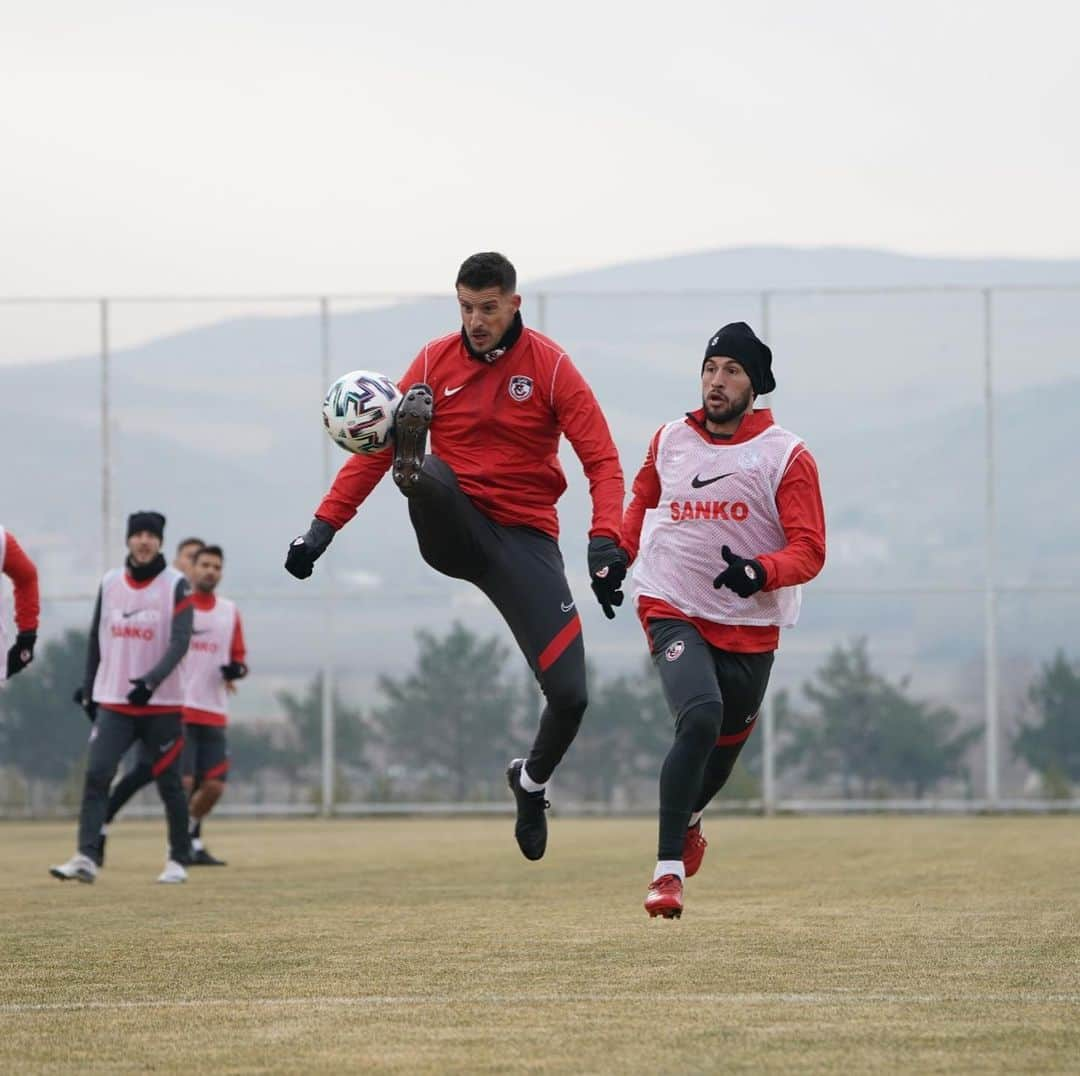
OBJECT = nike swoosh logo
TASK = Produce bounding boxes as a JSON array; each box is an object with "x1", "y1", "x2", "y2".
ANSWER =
[
  {"x1": 560, "y1": 601, "x2": 575, "y2": 613},
  {"x1": 443, "y1": 385, "x2": 464, "y2": 396},
  {"x1": 690, "y1": 471, "x2": 735, "y2": 489},
  {"x1": 121, "y1": 609, "x2": 146, "y2": 618},
  {"x1": 192, "y1": 629, "x2": 210, "y2": 635}
]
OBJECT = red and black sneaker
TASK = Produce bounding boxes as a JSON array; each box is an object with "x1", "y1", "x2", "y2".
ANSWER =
[
  {"x1": 644, "y1": 873, "x2": 684, "y2": 919},
  {"x1": 682, "y1": 822, "x2": 708, "y2": 878},
  {"x1": 392, "y1": 383, "x2": 434, "y2": 493}
]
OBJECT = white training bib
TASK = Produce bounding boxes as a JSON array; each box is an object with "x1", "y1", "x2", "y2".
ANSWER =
[
  {"x1": 182, "y1": 596, "x2": 237, "y2": 720},
  {"x1": 92, "y1": 566, "x2": 187, "y2": 707},
  {"x1": 631, "y1": 420, "x2": 804, "y2": 627}
]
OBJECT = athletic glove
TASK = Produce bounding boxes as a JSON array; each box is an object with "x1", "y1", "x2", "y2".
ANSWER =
[
  {"x1": 5, "y1": 630, "x2": 36, "y2": 679},
  {"x1": 126, "y1": 678, "x2": 154, "y2": 706},
  {"x1": 285, "y1": 518, "x2": 336, "y2": 580},
  {"x1": 220, "y1": 661, "x2": 248, "y2": 682},
  {"x1": 587, "y1": 536, "x2": 629, "y2": 620},
  {"x1": 712, "y1": 544, "x2": 766, "y2": 598},
  {"x1": 73, "y1": 686, "x2": 97, "y2": 723}
]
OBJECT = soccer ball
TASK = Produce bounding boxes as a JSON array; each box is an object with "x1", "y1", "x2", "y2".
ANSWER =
[{"x1": 322, "y1": 370, "x2": 403, "y2": 455}]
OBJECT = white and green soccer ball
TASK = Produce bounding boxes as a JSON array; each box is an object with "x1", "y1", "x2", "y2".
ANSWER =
[{"x1": 322, "y1": 370, "x2": 403, "y2": 454}]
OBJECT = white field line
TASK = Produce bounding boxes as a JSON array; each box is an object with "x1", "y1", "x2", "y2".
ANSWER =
[{"x1": 2, "y1": 992, "x2": 1080, "y2": 1015}]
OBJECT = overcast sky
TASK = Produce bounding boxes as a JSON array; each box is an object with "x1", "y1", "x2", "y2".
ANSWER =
[{"x1": 2, "y1": 0, "x2": 1079, "y2": 297}]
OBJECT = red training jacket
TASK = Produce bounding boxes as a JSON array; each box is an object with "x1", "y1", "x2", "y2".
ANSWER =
[
  {"x1": 316, "y1": 326, "x2": 624, "y2": 542},
  {"x1": 2, "y1": 531, "x2": 40, "y2": 632},
  {"x1": 622, "y1": 408, "x2": 826, "y2": 652}
]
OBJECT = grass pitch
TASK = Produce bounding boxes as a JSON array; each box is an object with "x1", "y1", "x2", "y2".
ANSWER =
[{"x1": 2, "y1": 815, "x2": 1078, "y2": 1074}]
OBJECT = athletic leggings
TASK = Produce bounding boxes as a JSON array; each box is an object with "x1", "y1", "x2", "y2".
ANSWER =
[
  {"x1": 647, "y1": 618, "x2": 773, "y2": 861},
  {"x1": 407, "y1": 455, "x2": 587, "y2": 784}
]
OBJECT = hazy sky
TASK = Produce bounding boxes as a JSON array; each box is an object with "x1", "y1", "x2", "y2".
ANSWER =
[{"x1": 3, "y1": 0, "x2": 1079, "y2": 296}]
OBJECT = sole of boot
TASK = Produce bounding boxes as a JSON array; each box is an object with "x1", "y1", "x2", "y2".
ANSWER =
[{"x1": 392, "y1": 385, "x2": 433, "y2": 491}]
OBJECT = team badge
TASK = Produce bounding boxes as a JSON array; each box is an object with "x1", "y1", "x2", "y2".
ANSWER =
[
  {"x1": 508, "y1": 375, "x2": 533, "y2": 402},
  {"x1": 665, "y1": 640, "x2": 685, "y2": 662}
]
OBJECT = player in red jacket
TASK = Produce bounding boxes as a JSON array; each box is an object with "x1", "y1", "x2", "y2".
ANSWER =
[
  {"x1": 623, "y1": 323, "x2": 826, "y2": 918},
  {"x1": 0, "y1": 525, "x2": 40, "y2": 683},
  {"x1": 285, "y1": 252, "x2": 628, "y2": 860}
]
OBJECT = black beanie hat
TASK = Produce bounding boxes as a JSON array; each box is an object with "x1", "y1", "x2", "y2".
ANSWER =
[
  {"x1": 702, "y1": 322, "x2": 776, "y2": 395},
  {"x1": 127, "y1": 510, "x2": 166, "y2": 540}
]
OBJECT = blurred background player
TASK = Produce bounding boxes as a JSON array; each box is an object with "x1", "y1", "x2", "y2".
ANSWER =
[
  {"x1": 173, "y1": 536, "x2": 205, "y2": 581},
  {"x1": 177, "y1": 543, "x2": 246, "y2": 865},
  {"x1": 0, "y1": 524, "x2": 40, "y2": 684},
  {"x1": 622, "y1": 324, "x2": 826, "y2": 918},
  {"x1": 96, "y1": 543, "x2": 247, "y2": 867},
  {"x1": 51, "y1": 511, "x2": 195, "y2": 884},
  {"x1": 285, "y1": 251, "x2": 628, "y2": 861}
]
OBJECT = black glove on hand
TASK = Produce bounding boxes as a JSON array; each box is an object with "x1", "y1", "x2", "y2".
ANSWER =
[
  {"x1": 73, "y1": 687, "x2": 97, "y2": 723},
  {"x1": 220, "y1": 661, "x2": 248, "y2": 682},
  {"x1": 285, "y1": 518, "x2": 336, "y2": 580},
  {"x1": 713, "y1": 544, "x2": 766, "y2": 598},
  {"x1": 126, "y1": 678, "x2": 154, "y2": 706},
  {"x1": 6, "y1": 630, "x2": 36, "y2": 679},
  {"x1": 587, "y1": 537, "x2": 630, "y2": 620}
]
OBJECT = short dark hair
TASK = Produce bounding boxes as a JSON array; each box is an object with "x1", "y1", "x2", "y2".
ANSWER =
[
  {"x1": 455, "y1": 252, "x2": 517, "y2": 294},
  {"x1": 177, "y1": 537, "x2": 204, "y2": 554},
  {"x1": 195, "y1": 544, "x2": 224, "y2": 563}
]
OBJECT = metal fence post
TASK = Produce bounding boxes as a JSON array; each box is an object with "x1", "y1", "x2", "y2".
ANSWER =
[
  {"x1": 319, "y1": 297, "x2": 335, "y2": 817},
  {"x1": 99, "y1": 299, "x2": 112, "y2": 574},
  {"x1": 983, "y1": 289, "x2": 1000, "y2": 808}
]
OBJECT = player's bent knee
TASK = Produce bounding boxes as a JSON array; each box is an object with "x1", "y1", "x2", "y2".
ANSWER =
[{"x1": 675, "y1": 701, "x2": 722, "y2": 748}]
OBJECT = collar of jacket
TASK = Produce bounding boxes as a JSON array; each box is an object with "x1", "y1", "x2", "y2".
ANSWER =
[{"x1": 460, "y1": 311, "x2": 524, "y2": 363}]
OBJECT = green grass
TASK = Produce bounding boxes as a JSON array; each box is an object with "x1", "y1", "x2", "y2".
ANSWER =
[{"x1": 2, "y1": 816, "x2": 1078, "y2": 1073}]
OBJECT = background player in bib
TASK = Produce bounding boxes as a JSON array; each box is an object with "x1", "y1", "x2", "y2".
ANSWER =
[
  {"x1": 179, "y1": 543, "x2": 246, "y2": 865},
  {"x1": 285, "y1": 252, "x2": 627, "y2": 861},
  {"x1": 1, "y1": 525, "x2": 40, "y2": 684},
  {"x1": 94, "y1": 543, "x2": 247, "y2": 867},
  {"x1": 622, "y1": 323, "x2": 826, "y2": 918},
  {"x1": 51, "y1": 511, "x2": 195, "y2": 885}
]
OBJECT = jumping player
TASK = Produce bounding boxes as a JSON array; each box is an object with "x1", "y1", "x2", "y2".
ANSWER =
[
  {"x1": 1, "y1": 524, "x2": 39, "y2": 684},
  {"x1": 622, "y1": 323, "x2": 825, "y2": 918},
  {"x1": 285, "y1": 252, "x2": 627, "y2": 861},
  {"x1": 51, "y1": 511, "x2": 195, "y2": 884}
]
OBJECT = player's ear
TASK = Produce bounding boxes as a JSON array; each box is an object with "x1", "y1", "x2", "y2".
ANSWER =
[{"x1": 511, "y1": 293, "x2": 522, "y2": 311}]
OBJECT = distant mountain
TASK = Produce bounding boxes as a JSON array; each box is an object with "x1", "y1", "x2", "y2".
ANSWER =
[{"x1": 2, "y1": 245, "x2": 1077, "y2": 705}]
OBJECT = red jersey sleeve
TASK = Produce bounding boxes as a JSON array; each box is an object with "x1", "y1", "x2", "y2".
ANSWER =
[
  {"x1": 230, "y1": 609, "x2": 247, "y2": 664},
  {"x1": 314, "y1": 351, "x2": 427, "y2": 530},
  {"x1": 3, "y1": 532, "x2": 40, "y2": 632},
  {"x1": 551, "y1": 355, "x2": 625, "y2": 542},
  {"x1": 756, "y1": 447, "x2": 826, "y2": 590},
  {"x1": 620, "y1": 428, "x2": 664, "y2": 563}
]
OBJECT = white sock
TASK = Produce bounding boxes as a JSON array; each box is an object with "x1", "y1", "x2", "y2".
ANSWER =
[
  {"x1": 518, "y1": 765, "x2": 546, "y2": 794},
  {"x1": 99, "y1": 824, "x2": 109, "y2": 836},
  {"x1": 653, "y1": 859, "x2": 685, "y2": 882},
  {"x1": 688, "y1": 811, "x2": 703, "y2": 829},
  {"x1": 192, "y1": 837, "x2": 205, "y2": 852}
]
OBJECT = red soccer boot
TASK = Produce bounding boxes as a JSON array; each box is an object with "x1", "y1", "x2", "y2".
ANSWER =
[
  {"x1": 682, "y1": 822, "x2": 708, "y2": 878},
  {"x1": 644, "y1": 873, "x2": 684, "y2": 919}
]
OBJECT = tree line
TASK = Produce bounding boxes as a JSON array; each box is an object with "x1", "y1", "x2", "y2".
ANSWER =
[{"x1": 2, "y1": 626, "x2": 1078, "y2": 808}]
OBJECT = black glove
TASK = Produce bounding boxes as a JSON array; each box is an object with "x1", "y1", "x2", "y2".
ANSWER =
[
  {"x1": 587, "y1": 537, "x2": 629, "y2": 620},
  {"x1": 6, "y1": 630, "x2": 36, "y2": 679},
  {"x1": 126, "y1": 678, "x2": 154, "y2": 706},
  {"x1": 73, "y1": 686, "x2": 97, "y2": 723},
  {"x1": 220, "y1": 661, "x2": 248, "y2": 682},
  {"x1": 285, "y1": 518, "x2": 336, "y2": 580},
  {"x1": 712, "y1": 544, "x2": 766, "y2": 598}
]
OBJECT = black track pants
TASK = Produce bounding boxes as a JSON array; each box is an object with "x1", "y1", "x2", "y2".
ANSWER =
[
  {"x1": 647, "y1": 619, "x2": 773, "y2": 860},
  {"x1": 407, "y1": 455, "x2": 587, "y2": 784}
]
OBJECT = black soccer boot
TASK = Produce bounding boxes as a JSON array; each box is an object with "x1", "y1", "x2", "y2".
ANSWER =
[
  {"x1": 391, "y1": 383, "x2": 434, "y2": 494},
  {"x1": 506, "y1": 758, "x2": 550, "y2": 861},
  {"x1": 191, "y1": 847, "x2": 227, "y2": 866}
]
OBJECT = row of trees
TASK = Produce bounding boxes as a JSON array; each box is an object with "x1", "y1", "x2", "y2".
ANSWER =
[{"x1": 2, "y1": 626, "x2": 1078, "y2": 807}]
